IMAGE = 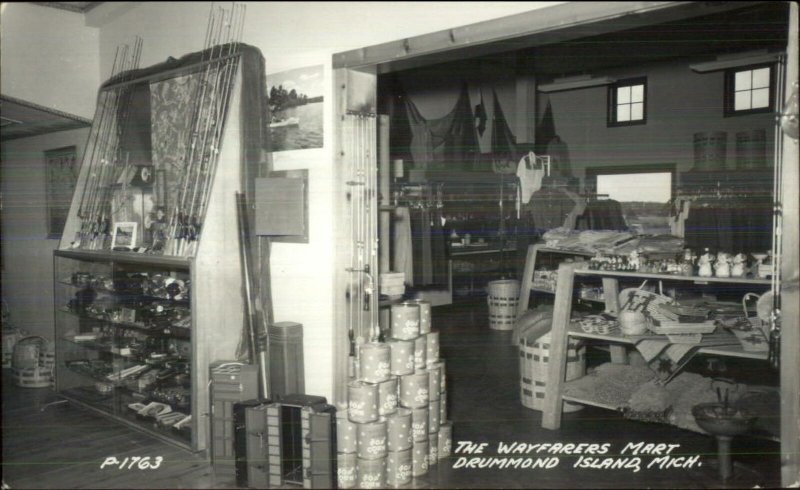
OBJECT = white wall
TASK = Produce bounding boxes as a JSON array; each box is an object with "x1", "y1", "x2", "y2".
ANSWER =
[
  {"x1": 1, "y1": 128, "x2": 91, "y2": 340},
  {"x1": 0, "y1": 3, "x2": 99, "y2": 119}
]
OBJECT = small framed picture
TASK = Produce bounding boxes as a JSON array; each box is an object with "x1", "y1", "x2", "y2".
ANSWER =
[{"x1": 111, "y1": 222, "x2": 138, "y2": 250}]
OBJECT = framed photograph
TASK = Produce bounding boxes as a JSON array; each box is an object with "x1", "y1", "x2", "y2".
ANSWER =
[
  {"x1": 111, "y1": 222, "x2": 137, "y2": 250},
  {"x1": 45, "y1": 146, "x2": 79, "y2": 238}
]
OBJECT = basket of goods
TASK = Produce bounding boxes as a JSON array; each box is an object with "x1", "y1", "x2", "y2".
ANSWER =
[
  {"x1": 719, "y1": 293, "x2": 772, "y2": 352},
  {"x1": 12, "y1": 336, "x2": 54, "y2": 388}
]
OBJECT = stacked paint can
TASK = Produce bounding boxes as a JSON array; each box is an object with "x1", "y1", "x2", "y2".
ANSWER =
[{"x1": 339, "y1": 299, "x2": 453, "y2": 488}]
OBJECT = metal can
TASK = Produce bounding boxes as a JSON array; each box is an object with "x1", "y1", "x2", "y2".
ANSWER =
[
  {"x1": 357, "y1": 456, "x2": 386, "y2": 489},
  {"x1": 385, "y1": 407, "x2": 412, "y2": 452},
  {"x1": 428, "y1": 432, "x2": 439, "y2": 466},
  {"x1": 413, "y1": 335, "x2": 427, "y2": 370},
  {"x1": 385, "y1": 449, "x2": 412, "y2": 487},
  {"x1": 412, "y1": 439, "x2": 429, "y2": 477},
  {"x1": 359, "y1": 342, "x2": 391, "y2": 383},
  {"x1": 348, "y1": 380, "x2": 379, "y2": 423},
  {"x1": 386, "y1": 338, "x2": 414, "y2": 376},
  {"x1": 436, "y1": 359, "x2": 446, "y2": 393},
  {"x1": 427, "y1": 365, "x2": 441, "y2": 401},
  {"x1": 413, "y1": 299, "x2": 432, "y2": 334},
  {"x1": 378, "y1": 376, "x2": 398, "y2": 416},
  {"x1": 411, "y1": 406, "x2": 429, "y2": 442},
  {"x1": 425, "y1": 331, "x2": 439, "y2": 365},
  {"x1": 337, "y1": 409, "x2": 358, "y2": 454},
  {"x1": 337, "y1": 452, "x2": 357, "y2": 489},
  {"x1": 428, "y1": 398, "x2": 440, "y2": 433},
  {"x1": 439, "y1": 391, "x2": 447, "y2": 422},
  {"x1": 438, "y1": 422, "x2": 453, "y2": 459},
  {"x1": 390, "y1": 302, "x2": 420, "y2": 340},
  {"x1": 399, "y1": 371, "x2": 429, "y2": 409},
  {"x1": 357, "y1": 419, "x2": 387, "y2": 460}
]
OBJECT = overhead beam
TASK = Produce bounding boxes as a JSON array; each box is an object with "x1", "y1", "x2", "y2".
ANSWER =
[{"x1": 333, "y1": 1, "x2": 764, "y2": 73}]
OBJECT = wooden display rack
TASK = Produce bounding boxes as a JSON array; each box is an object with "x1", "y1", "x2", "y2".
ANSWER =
[{"x1": 540, "y1": 261, "x2": 773, "y2": 431}]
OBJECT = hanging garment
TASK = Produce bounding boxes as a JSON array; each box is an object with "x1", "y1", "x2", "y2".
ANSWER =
[
  {"x1": 562, "y1": 188, "x2": 586, "y2": 230},
  {"x1": 491, "y1": 88, "x2": 518, "y2": 175},
  {"x1": 516, "y1": 153, "x2": 546, "y2": 205},
  {"x1": 577, "y1": 199, "x2": 628, "y2": 231},
  {"x1": 393, "y1": 207, "x2": 414, "y2": 286},
  {"x1": 393, "y1": 82, "x2": 479, "y2": 170},
  {"x1": 430, "y1": 205, "x2": 449, "y2": 286},
  {"x1": 546, "y1": 135, "x2": 572, "y2": 178},
  {"x1": 528, "y1": 187, "x2": 575, "y2": 232}
]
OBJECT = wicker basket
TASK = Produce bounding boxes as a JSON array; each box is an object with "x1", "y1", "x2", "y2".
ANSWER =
[
  {"x1": 12, "y1": 336, "x2": 54, "y2": 388},
  {"x1": 487, "y1": 280, "x2": 520, "y2": 331},
  {"x1": 519, "y1": 333, "x2": 585, "y2": 412}
]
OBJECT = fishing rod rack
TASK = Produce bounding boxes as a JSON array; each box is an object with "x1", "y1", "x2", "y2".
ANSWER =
[{"x1": 70, "y1": 3, "x2": 247, "y2": 257}]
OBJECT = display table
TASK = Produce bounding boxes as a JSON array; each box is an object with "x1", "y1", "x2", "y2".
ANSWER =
[{"x1": 540, "y1": 262, "x2": 771, "y2": 430}]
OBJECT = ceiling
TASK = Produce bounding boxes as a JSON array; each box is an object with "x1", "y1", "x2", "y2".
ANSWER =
[
  {"x1": 30, "y1": 2, "x2": 103, "y2": 14},
  {"x1": 0, "y1": 96, "x2": 92, "y2": 142},
  {"x1": 2, "y1": 3, "x2": 104, "y2": 141}
]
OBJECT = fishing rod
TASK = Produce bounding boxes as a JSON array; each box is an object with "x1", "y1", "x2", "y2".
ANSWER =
[{"x1": 183, "y1": 3, "x2": 246, "y2": 256}]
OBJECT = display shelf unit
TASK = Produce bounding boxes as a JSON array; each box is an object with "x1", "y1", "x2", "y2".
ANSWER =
[
  {"x1": 540, "y1": 261, "x2": 773, "y2": 432},
  {"x1": 49, "y1": 44, "x2": 271, "y2": 455},
  {"x1": 517, "y1": 244, "x2": 599, "y2": 317},
  {"x1": 54, "y1": 250, "x2": 199, "y2": 450}
]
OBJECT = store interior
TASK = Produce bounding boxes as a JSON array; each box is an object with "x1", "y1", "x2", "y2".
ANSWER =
[{"x1": 1, "y1": 2, "x2": 798, "y2": 489}]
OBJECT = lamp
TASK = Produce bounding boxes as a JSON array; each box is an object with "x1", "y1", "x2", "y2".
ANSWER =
[
  {"x1": 690, "y1": 50, "x2": 782, "y2": 73},
  {"x1": 538, "y1": 75, "x2": 616, "y2": 93}
]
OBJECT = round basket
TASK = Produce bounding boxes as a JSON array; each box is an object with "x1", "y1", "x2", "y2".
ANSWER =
[
  {"x1": 12, "y1": 336, "x2": 53, "y2": 388},
  {"x1": 487, "y1": 280, "x2": 520, "y2": 331},
  {"x1": 519, "y1": 332, "x2": 585, "y2": 413}
]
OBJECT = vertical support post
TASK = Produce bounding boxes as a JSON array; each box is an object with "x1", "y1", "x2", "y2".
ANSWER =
[
  {"x1": 378, "y1": 115, "x2": 391, "y2": 274},
  {"x1": 541, "y1": 261, "x2": 575, "y2": 430},
  {"x1": 516, "y1": 244, "x2": 539, "y2": 318},
  {"x1": 780, "y1": 3, "x2": 800, "y2": 487},
  {"x1": 602, "y1": 277, "x2": 627, "y2": 364}
]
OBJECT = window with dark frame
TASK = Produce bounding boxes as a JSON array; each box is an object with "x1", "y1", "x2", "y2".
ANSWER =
[
  {"x1": 724, "y1": 64, "x2": 774, "y2": 116},
  {"x1": 607, "y1": 77, "x2": 647, "y2": 127}
]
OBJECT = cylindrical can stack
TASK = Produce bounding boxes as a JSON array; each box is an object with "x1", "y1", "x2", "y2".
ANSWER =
[{"x1": 343, "y1": 299, "x2": 453, "y2": 487}]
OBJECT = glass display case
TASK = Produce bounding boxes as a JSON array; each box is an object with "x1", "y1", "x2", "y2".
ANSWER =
[{"x1": 54, "y1": 250, "x2": 195, "y2": 449}]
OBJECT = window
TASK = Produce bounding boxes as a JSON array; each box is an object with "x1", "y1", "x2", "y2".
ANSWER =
[
  {"x1": 586, "y1": 165, "x2": 675, "y2": 235},
  {"x1": 725, "y1": 64, "x2": 774, "y2": 116},
  {"x1": 608, "y1": 78, "x2": 646, "y2": 127}
]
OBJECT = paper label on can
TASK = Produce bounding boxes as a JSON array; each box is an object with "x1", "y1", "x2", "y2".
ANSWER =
[
  {"x1": 366, "y1": 437, "x2": 386, "y2": 456},
  {"x1": 415, "y1": 387, "x2": 429, "y2": 405},
  {"x1": 338, "y1": 465, "x2": 356, "y2": 484},
  {"x1": 429, "y1": 445, "x2": 438, "y2": 462},
  {"x1": 349, "y1": 400, "x2": 366, "y2": 418},
  {"x1": 396, "y1": 463, "x2": 411, "y2": 482},
  {"x1": 359, "y1": 473, "x2": 383, "y2": 489},
  {"x1": 375, "y1": 361, "x2": 390, "y2": 379},
  {"x1": 402, "y1": 320, "x2": 419, "y2": 336},
  {"x1": 405, "y1": 355, "x2": 415, "y2": 370},
  {"x1": 412, "y1": 421, "x2": 426, "y2": 439},
  {"x1": 382, "y1": 393, "x2": 397, "y2": 411},
  {"x1": 440, "y1": 437, "x2": 452, "y2": 456}
]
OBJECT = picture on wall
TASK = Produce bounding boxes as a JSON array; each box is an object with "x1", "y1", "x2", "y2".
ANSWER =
[
  {"x1": 45, "y1": 146, "x2": 79, "y2": 238},
  {"x1": 266, "y1": 65, "x2": 324, "y2": 152}
]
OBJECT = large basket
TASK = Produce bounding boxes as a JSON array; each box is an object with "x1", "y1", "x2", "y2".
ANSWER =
[
  {"x1": 487, "y1": 280, "x2": 520, "y2": 331},
  {"x1": 12, "y1": 336, "x2": 54, "y2": 388},
  {"x1": 519, "y1": 332, "x2": 585, "y2": 412}
]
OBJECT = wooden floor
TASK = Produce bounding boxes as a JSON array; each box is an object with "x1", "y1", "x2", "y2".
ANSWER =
[
  {"x1": 2, "y1": 297, "x2": 784, "y2": 489},
  {"x1": 1, "y1": 372, "x2": 218, "y2": 489}
]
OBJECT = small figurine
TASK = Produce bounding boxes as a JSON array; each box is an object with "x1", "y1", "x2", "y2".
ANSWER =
[
  {"x1": 681, "y1": 249, "x2": 696, "y2": 276},
  {"x1": 698, "y1": 249, "x2": 714, "y2": 277},
  {"x1": 731, "y1": 253, "x2": 747, "y2": 277},
  {"x1": 715, "y1": 252, "x2": 731, "y2": 277},
  {"x1": 628, "y1": 250, "x2": 641, "y2": 271}
]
